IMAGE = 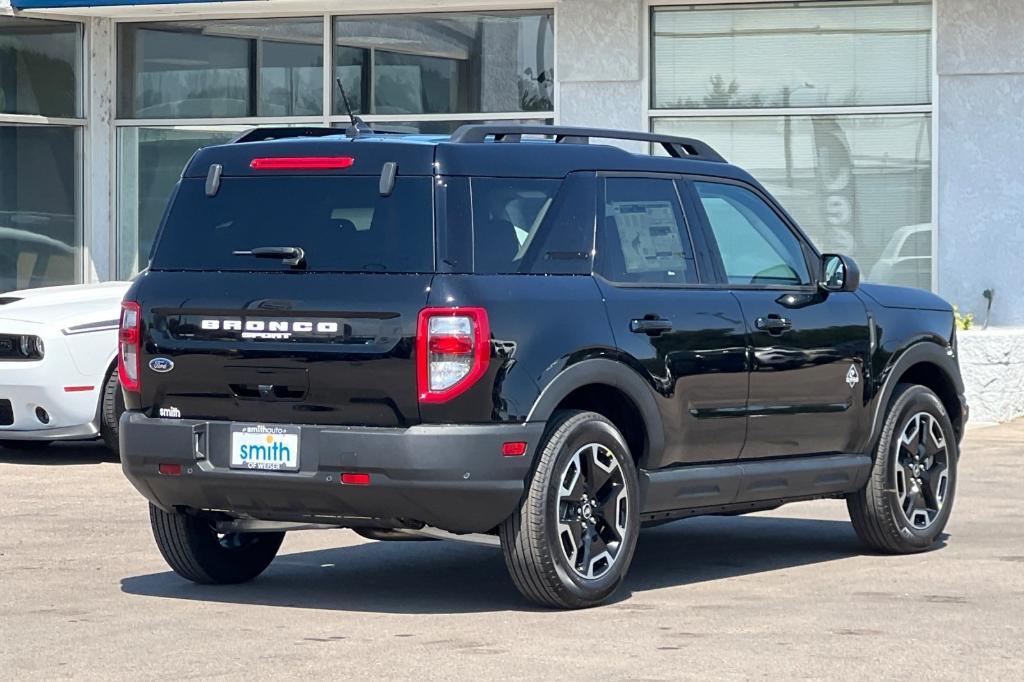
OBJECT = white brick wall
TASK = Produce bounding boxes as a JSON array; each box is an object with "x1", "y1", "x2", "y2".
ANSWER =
[{"x1": 958, "y1": 328, "x2": 1024, "y2": 424}]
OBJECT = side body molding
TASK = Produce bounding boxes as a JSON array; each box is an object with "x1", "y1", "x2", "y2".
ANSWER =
[{"x1": 527, "y1": 358, "x2": 665, "y2": 466}]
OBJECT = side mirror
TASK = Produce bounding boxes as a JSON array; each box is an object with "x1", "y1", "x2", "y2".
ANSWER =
[{"x1": 820, "y1": 253, "x2": 860, "y2": 293}]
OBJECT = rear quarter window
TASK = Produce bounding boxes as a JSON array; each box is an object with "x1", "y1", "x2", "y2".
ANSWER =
[
  {"x1": 149, "y1": 176, "x2": 434, "y2": 273},
  {"x1": 463, "y1": 173, "x2": 596, "y2": 275}
]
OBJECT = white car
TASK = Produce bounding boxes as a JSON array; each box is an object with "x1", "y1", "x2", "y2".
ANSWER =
[
  {"x1": 0, "y1": 282, "x2": 130, "y2": 454},
  {"x1": 867, "y1": 223, "x2": 932, "y2": 289}
]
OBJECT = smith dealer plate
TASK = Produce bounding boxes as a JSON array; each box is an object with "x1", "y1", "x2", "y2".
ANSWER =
[{"x1": 230, "y1": 424, "x2": 300, "y2": 471}]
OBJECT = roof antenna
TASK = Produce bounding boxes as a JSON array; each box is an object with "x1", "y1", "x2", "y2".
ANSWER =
[{"x1": 336, "y1": 77, "x2": 372, "y2": 138}]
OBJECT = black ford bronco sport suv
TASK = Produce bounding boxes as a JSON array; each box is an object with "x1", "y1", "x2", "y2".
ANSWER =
[{"x1": 120, "y1": 124, "x2": 967, "y2": 609}]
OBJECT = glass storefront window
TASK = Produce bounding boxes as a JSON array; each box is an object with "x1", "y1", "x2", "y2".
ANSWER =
[
  {"x1": 652, "y1": 1, "x2": 931, "y2": 110},
  {"x1": 650, "y1": 1, "x2": 933, "y2": 290},
  {"x1": 117, "y1": 127, "x2": 240, "y2": 277},
  {"x1": 652, "y1": 114, "x2": 932, "y2": 289},
  {"x1": 0, "y1": 124, "x2": 81, "y2": 292},
  {"x1": 0, "y1": 17, "x2": 82, "y2": 118},
  {"x1": 349, "y1": 118, "x2": 553, "y2": 135},
  {"x1": 333, "y1": 12, "x2": 554, "y2": 116},
  {"x1": 115, "y1": 12, "x2": 556, "y2": 278},
  {"x1": 118, "y1": 19, "x2": 324, "y2": 119}
]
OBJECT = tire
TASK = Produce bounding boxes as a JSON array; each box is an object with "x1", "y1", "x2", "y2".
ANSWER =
[
  {"x1": 500, "y1": 410, "x2": 640, "y2": 609},
  {"x1": 99, "y1": 367, "x2": 125, "y2": 458},
  {"x1": 847, "y1": 384, "x2": 958, "y2": 553},
  {"x1": 149, "y1": 503, "x2": 285, "y2": 584}
]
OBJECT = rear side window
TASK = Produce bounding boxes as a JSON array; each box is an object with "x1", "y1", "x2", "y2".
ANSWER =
[
  {"x1": 598, "y1": 177, "x2": 698, "y2": 285},
  {"x1": 466, "y1": 176, "x2": 596, "y2": 275},
  {"x1": 150, "y1": 176, "x2": 433, "y2": 272}
]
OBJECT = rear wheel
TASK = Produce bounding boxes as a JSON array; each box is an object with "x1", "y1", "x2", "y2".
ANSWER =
[
  {"x1": 149, "y1": 504, "x2": 284, "y2": 584},
  {"x1": 100, "y1": 368, "x2": 125, "y2": 457},
  {"x1": 847, "y1": 384, "x2": 958, "y2": 553},
  {"x1": 500, "y1": 410, "x2": 640, "y2": 609}
]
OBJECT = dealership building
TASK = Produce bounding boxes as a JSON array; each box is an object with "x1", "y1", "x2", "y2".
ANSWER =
[{"x1": 0, "y1": 0, "x2": 1019, "y2": 328}]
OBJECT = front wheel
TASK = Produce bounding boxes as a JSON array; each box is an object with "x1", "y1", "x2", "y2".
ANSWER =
[
  {"x1": 500, "y1": 411, "x2": 640, "y2": 609},
  {"x1": 149, "y1": 504, "x2": 284, "y2": 584},
  {"x1": 847, "y1": 384, "x2": 958, "y2": 553}
]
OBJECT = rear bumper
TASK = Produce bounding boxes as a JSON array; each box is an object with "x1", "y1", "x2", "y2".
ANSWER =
[{"x1": 120, "y1": 413, "x2": 545, "y2": 534}]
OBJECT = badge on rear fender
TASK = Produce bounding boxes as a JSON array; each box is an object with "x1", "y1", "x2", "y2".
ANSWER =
[{"x1": 149, "y1": 357, "x2": 175, "y2": 373}]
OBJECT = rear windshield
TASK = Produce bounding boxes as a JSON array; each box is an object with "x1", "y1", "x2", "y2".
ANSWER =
[{"x1": 150, "y1": 176, "x2": 434, "y2": 272}]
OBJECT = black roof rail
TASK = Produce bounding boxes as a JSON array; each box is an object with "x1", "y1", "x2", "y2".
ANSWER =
[{"x1": 448, "y1": 124, "x2": 726, "y2": 163}]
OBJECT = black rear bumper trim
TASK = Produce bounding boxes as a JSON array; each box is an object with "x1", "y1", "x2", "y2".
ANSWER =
[{"x1": 120, "y1": 412, "x2": 544, "y2": 534}]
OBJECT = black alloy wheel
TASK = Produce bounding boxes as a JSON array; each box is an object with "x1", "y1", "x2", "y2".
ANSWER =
[
  {"x1": 556, "y1": 442, "x2": 630, "y2": 580},
  {"x1": 847, "y1": 383, "x2": 958, "y2": 553},
  {"x1": 893, "y1": 411, "x2": 952, "y2": 530},
  {"x1": 500, "y1": 410, "x2": 640, "y2": 609}
]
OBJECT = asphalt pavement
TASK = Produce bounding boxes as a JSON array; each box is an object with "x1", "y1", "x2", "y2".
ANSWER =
[{"x1": 1, "y1": 421, "x2": 1022, "y2": 680}]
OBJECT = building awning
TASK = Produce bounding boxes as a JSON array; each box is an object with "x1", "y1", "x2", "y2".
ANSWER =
[
  {"x1": 9, "y1": 0, "x2": 551, "y2": 18},
  {"x1": 11, "y1": 0, "x2": 242, "y2": 7}
]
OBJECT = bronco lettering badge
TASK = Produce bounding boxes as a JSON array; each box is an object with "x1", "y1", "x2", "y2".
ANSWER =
[{"x1": 200, "y1": 318, "x2": 340, "y2": 340}]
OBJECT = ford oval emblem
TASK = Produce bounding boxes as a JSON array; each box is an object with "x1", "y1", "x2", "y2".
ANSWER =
[{"x1": 149, "y1": 357, "x2": 174, "y2": 373}]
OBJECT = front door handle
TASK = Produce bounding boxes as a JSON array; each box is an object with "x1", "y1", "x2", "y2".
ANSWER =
[
  {"x1": 755, "y1": 314, "x2": 793, "y2": 335},
  {"x1": 630, "y1": 317, "x2": 673, "y2": 336}
]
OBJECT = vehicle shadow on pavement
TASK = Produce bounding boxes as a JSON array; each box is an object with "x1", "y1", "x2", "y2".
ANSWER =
[
  {"x1": 0, "y1": 442, "x2": 118, "y2": 465},
  {"x1": 121, "y1": 514, "x2": 924, "y2": 614}
]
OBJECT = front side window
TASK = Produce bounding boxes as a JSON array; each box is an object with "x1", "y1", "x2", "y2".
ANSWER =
[
  {"x1": 695, "y1": 182, "x2": 810, "y2": 287},
  {"x1": 599, "y1": 178, "x2": 697, "y2": 285}
]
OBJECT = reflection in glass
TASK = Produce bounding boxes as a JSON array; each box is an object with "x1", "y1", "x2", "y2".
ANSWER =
[
  {"x1": 355, "y1": 118, "x2": 552, "y2": 135},
  {"x1": 0, "y1": 125, "x2": 80, "y2": 292},
  {"x1": 118, "y1": 19, "x2": 323, "y2": 119},
  {"x1": 333, "y1": 12, "x2": 554, "y2": 116},
  {"x1": 259, "y1": 37, "x2": 323, "y2": 117},
  {"x1": 652, "y1": 1, "x2": 931, "y2": 109},
  {"x1": 654, "y1": 114, "x2": 932, "y2": 289},
  {"x1": 0, "y1": 17, "x2": 82, "y2": 117},
  {"x1": 117, "y1": 127, "x2": 239, "y2": 277}
]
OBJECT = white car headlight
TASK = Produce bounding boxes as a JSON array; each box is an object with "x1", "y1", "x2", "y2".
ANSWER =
[{"x1": 17, "y1": 335, "x2": 44, "y2": 360}]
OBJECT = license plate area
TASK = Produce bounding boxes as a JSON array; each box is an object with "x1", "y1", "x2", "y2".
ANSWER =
[{"x1": 229, "y1": 424, "x2": 300, "y2": 471}]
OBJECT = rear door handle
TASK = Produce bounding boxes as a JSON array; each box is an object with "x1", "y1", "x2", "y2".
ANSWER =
[
  {"x1": 630, "y1": 317, "x2": 673, "y2": 336},
  {"x1": 755, "y1": 315, "x2": 793, "y2": 334}
]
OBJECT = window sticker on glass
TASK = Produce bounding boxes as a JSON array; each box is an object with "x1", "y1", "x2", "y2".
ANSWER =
[{"x1": 608, "y1": 201, "x2": 687, "y2": 273}]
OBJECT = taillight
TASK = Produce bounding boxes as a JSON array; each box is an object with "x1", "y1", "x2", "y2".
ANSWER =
[
  {"x1": 417, "y1": 307, "x2": 490, "y2": 404},
  {"x1": 118, "y1": 301, "x2": 141, "y2": 393}
]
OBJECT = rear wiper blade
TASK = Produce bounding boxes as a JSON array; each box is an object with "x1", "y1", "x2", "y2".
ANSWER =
[{"x1": 233, "y1": 246, "x2": 306, "y2": 268}]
